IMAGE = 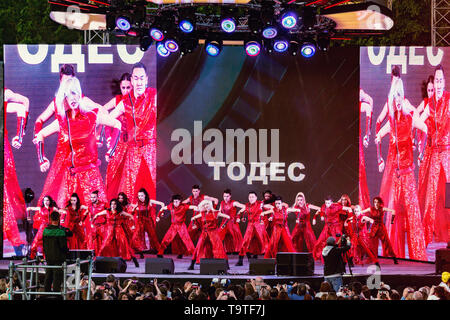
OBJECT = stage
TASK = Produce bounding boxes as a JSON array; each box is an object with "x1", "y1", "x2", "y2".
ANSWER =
[{"x1": 0, "y1": 253, "x2": 441, "y2": 292}]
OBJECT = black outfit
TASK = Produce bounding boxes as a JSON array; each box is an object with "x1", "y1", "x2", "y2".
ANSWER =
[
  {"x1": 42, "y1": 224, "x2": 72, "y2": 293},
  {"x1": 322, "y1": 238, "x2": 351, "y2": 292}
]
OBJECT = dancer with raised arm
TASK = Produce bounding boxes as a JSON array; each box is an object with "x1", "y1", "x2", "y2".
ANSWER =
[
  {"x1": 291, "y1": 192, "x2": 319, "y2": 253},
  {"x1": 59, "y1": 193, "x2": 88, "y2": 250}
]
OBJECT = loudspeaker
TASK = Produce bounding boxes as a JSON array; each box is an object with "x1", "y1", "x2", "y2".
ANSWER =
[
  {"x1": 68, "y1": 250, "x2": 94, "y2": 261},
  {"x1": 249, "y1": 259, "x2": 276, "y2": 275},
  {"x1": 445, "y1": 183, "x2": 450, "y2": 209},
  {"x1": 94, "y1": 257, "x2": 127, "y2": 273},
  {"x1": 145, "y1": 258, "x2": 174, "y2": 274},
  {"x1": 276, "y1": 252, "x2": 314, "y2": 276},
  {"x1": 436, "y1": 248, "x2": 450, "y2": 274},
  {"x1": 200, "y1": 259, "x2": 229, "y2": 275}
]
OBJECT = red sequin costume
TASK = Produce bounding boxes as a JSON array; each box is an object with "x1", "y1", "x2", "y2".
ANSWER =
[
  {"x1": 131, "y1": 202, "x2": 161, "y2": 253},
  {"x1": 238, "y1": 200, "x2": 268, "y2": 257},
  {"x1": 192, "y1": 210, "x2": 227, "y2": 263},
  {"x1": 184, "y1": 195, "x2": 205, "y2": 245},
  {"x1": 105, "y1": 88, "x2": 157, "y2": 203},
  {"x1": 345, "y1": 214, "x2": 378, "y2": 265},
  {"x1": 218, "y1": 200, "x2": 243, "y2": 253},
  {"x1": 291, "y1": 204, "x2": 316, "y2": 253},
  {"x1": 418, "y1": 97, "x2": 433, "y2": 217},
  {"x1": 98, "y1": 210, "x2": 135, "y2": 260},
  {"x1": 312, "y1": 203, "x2": 344, "y2": 261},
  {"x1": 3, "y1": 103, "x2": 26, "y2": 247},
  {"x1": 157, "y1": 203, "x2": 195, "y2": 256},
  {"x1": 422, "y1": 91, "x2": 450, "y2": 244},
  {"x1": 387, "y1": 109, "x2": 427, "y2": 260},
  {"x1": 86, "y1": 201, "x2": 107, "y2": 254},
  {"x1": 29, "y1": 206, "x2": 53, "y2": 259},
  {"x1": 264, "y1": 207, "x2": 295, "y2": 258},
  {"x1": 367, "y1": 206, "x2": 396, "y2": 258},
  {"x1": 61, "y1": 206, "x2": 86, "y2": 250}
]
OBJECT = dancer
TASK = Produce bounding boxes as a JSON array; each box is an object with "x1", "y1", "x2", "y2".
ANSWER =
[
  {"x1": 359, "y1": 88, "x2": 373, "y2": 209},
  {"x1": 156, "y1": 195, "x2": 197, "y2": 258},
  {"x1": 312, "y1": 196, "x2": 352, "y2": 261},
  {"x1": 183, "y1": 185, "x2": 219, "y2": 247},
  {"x1": 360, "y1": 197, "x2": 398, "y2": 264},
  {"x1": 104, "y1": 73, "x2": 134, "y2": 200},
  {"x1": 291, "y1": 192, "x2": 319, "y2": 253},
  {"x1": 188, "y1": 200, "x2": 230, "y2": 270},
  {"x1": 34, "y1": 77, "x2": 122, "y2": 207},
  {"x1": 108, "y1": 62, "x2": 157, "y2": 203},
  {"x1": 375, "y1": 78, "x2": 428, "y2": 260},
  {"x1": 261, "y1": 197, "x2": 297, "y2": 259},
  {"x1": 235, "y1": 192, "x2": 272, "y2": 266},
  {"x1": 344, "y1": 205, "x2": 379, "y2": 266},
  {"x1": 218, "y1": 189, "x2": 245, "y2": 254},
  {"x1": 419, "y1": 65, "x2": 450, "y2": 244},
  {"x1": 59, "y1": 193, "x2": 87, "y2": 250},
  {"x1": 83, "y1": 190, "x2": 108, "y2": 254},
  {"x1": 117, "y1": 192, "x2": 137, "y2": 251},
  {"x1": 130, "y1": 188, "x2": 163, "y2": 258},
  {"x1": 27, "y1": 196, "x2": 59, "y2": 259},
  {"x1": 4, "y1": 89, "x2": 30, "y2": 256},
  {"x1": 94, "y1": 199, "x2": 139, "y2": 267}
]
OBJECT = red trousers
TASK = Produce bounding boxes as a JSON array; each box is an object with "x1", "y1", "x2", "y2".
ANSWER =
[
  {"x1": 219, "y1": 221, "x2": 243, "y2": 253},
  {"x1": 264, "y1": 224, "x2": 295, "y2": 258},
  {"x1": 132, "y1": 217, "x2": 161, "y2": 252},
  {"x1": 158, "y1": 223, "x2": 195, "y2": 256},
  {"x1": 313, "y1": 222, "x2": 342, "y2": 261},
  {"x1": 238, "y1": 222, "x2": 268, "y2": 256},
  {"x1": 349, "y1": 233, "x2": 378, "y2": 265},
  {"x1": 368, "y1": 223, "x2": 396, "y2": 258},
  {"x1": 192, "y1": 229, "x2": 227, "y2": 263},
  {"x1": 291, "y1": 223, "x2": 316, "y2": 253}
]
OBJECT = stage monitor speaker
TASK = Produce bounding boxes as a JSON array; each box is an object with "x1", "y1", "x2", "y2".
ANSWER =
[
  {"x1": 145, "y1": 258, "x2": 174, "y2": 274},
  {"x1": 445, "y1": 183, "x2": 450, "y2": 209},
  {"x1": 94, "y1": 257, "x2": 127, "y2": 273},
  {"x1": 200, "y1": 259, "x2": 229, "y2": 275},
  {"x1": 249, "y1": 259, "x2": 276, "y2": 275},
  {"x1": 68, "y1": 250, "x2": 94, "y2": 261},
  {"x1": 276, "y1": 252, "x2": 314, "y2": 276},
  {"x1": 436, "y1": 248, "x2": 450, "y2": 274}
]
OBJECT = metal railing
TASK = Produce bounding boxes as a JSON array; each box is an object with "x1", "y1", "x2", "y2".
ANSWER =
[{"x1": 8, "y1": 256, "x2": 94, "y2": 300}]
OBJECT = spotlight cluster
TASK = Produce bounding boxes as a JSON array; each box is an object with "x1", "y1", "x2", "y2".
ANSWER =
[{"x1": 106, "y1": 2, "x2": 335, "y2": 58}]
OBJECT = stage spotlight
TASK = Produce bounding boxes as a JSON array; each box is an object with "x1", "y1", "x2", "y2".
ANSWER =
[
  {"x1": 221, "y1": 17, "x2": 236, "y2": 33},
  {"x1": 262, "y1": 26, "x2": 278, "y2": 39},
  {"x1": 139, "y1": 35, "x2": 152, "y2": 52},
  {"x1": 178, "y1": 7, "x2": 196, "y2": 33},
  {"x1": 280, "y1": 10, "x2": 297, "y2": 29},
  {"x1": 273, "y1": 39, "x2": 288, "y2": 53},
  {"x1": 179, "y1": 20, "x2": 194, "y2": 33},
  {"x1": 205, "y1": 39, "x2": 222, "y2": 57},
  {"x1": 245, "y1": 40, "x2": 262, "y2": 57},
  {"x1": 157, "y1": 42, "x2": 170, "y2": 57},
  {"x1": 150, "y1": 27, "x2": 164, "y2": 41},
  {"x1": 302, "y1": 7, "x2": 316, "y2": 30},
  {"x1": 116, "y1": 16, "x2": 131, "y2": 31},
  {"x1": 317, "y1": 33, "x2": 330, "y2": 52},
  {"x1": 301, "y1": 42, "x2": 316, "y2": 58},
  {"x1": 165, "y1": 39, "x2": 179, "y2": 53}
]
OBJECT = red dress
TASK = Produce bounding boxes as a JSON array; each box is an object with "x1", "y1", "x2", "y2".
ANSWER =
[
  {"x1": 422, "y1": 91, "x2": 450, "y2": 245},
  {"x1": 29, "y1": 207, "x2": 52, "y2": 258},
  {"x1": 157, "y1": 203, "x2": 195, "y2": 256},
  {"x1": 98, "y1": 210, "x2": 135, "y2": 260},
  {"x1": 312, "y1": 203, "x2": 344, "y2": 260},
  {"x1": 106, "y1": 88, "x2": 157, "y2": 203},
  {"x1": 131, "y1": 202, "x2": 161, "y2": 253},
  {"x1": 192, "y1": 210, "x2": 227, "y2": 263},
  {"x1": 346, "y1": 214, "x2": 378, "y2": 265},
  {"x1": 291, "y1": 204, "x2": 316, "y2": 252},
  {"x1": 367, "y1": 207, "x2": 396, "y2": 258},
  {"x1": 61, "y1": 206, "x2": 86, "y2": 250},
  {"x1": 388, "y1": 109, "x2": 427, "y2": 260},
  {"x1": 238, "y1": 200, "x2": 268, "y2": 256},
  {"x1": 264, "y1": 207, "x2": 295, "y2": 258},
  {"x1": 218, "y1": 200, "x2": 243, "y2": 253},
  {"x1": 3, "y1": 103, "x2": 26, "y2": 247},
  {"x1": 86, "y1": 201, "x2": 107, "y2": 254},
  {"x1": 105, "y1": 95, "x2": 129, "y2": 200}
]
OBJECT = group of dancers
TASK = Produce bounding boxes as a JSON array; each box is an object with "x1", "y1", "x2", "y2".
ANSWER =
[{"x1": 359, "y1": 64, "x2": 449, "y2": 261}]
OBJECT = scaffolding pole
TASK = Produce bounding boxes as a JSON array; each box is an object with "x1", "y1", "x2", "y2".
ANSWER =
[{"x1": 432, "y1": 0, "x2": 450, "y2": 46}]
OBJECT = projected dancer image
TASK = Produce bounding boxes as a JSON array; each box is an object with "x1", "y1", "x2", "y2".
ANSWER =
[
  {"x1": 3, "y1": 88, "x2": 29, "y2": 256},
  {"x1": 188, "y1": 200, "x2": 230, "y2": 270},
  {"x1": 34, "y1": 77, "x2": 122, "y2": 211},
  {"x1": 108, "y1": 62, "x2": 157, "y2": 204},
  {"x1": 291, "y1": 192, "x2": 319, "y2": 253},
  {"x1": 420, "y1": 65, "x2": 450, "y2": 245},
  {"x1": 375, "y1": 78, "x2": 428, "y2": 260},
  {"x1": 359, "y1": 88, "x2": 373, "y2": 209},
  {"x1": 104, "y1": 73, "x2": 134, "y2": 200}
]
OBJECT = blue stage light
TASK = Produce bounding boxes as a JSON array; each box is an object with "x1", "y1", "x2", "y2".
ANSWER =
[
  {"x1": 206, "y1": 41, "x2": 222, "y2": 57},
  {"x1": 221, "y1": 18, "x2": 236, "y2": 33},
  {"x1": 116, "y1": 17, "x2": 131, "y2": 31},
  {"x1": 273, "y1": 39, "x2": 288, "y2": 53},
  {"x1": 281, "y1": 12, "x2": 297, "y2": 29},
  {"x1": 165, "y1": 39, "x2": 179, "y2": 53},
  {"x1": 157, "y1": 43, "x2": 170, "y2": 57},
  {"x1": 150, "y1": 28, "x2": 164, "y2": 41},
  {"x1": 301, "y1": 43, "x2": 316, "y2": 58},
  {"x1": 179, "y1": 20, "x2": 194, "y2": 33},
  {"x1": 262, "y1": 26, "x2": 278, "y2": 39},
  {"x1": 245, "y1": 41, "x2": 261, "y2": 57}
]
